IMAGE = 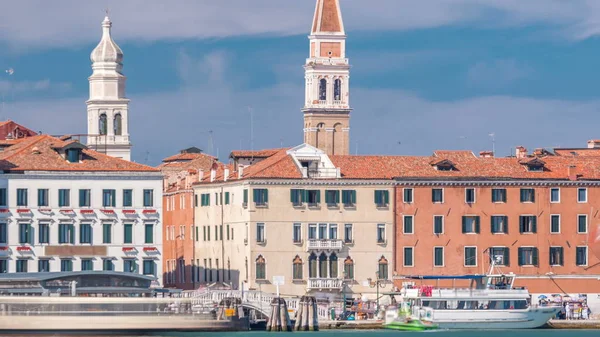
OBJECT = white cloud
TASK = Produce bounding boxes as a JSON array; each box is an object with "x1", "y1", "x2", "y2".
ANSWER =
[{"x1": 2, "y1": 0, "x2": 600, "y2": 50}]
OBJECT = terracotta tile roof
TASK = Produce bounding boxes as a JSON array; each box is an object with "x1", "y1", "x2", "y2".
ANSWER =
[
  {"x1": 330, "y1": 154, "x2": 600, "y2": 180},
  {"x1": 229, "y1": 148, "x2": 287, "y2": 159},
  {"x1": 0, "y1": 120, "x2": 37, "y2": 140},
  {"x1": 0, "y1": 135, "x2": 158, "y2": 172},
  {"x1": 198, "y1": 147, "x2": 600, "y2": 183},
  {"x1": 162, "y1": 152, "x2": 215, "y2": 163},
  {"x1": 554, "y1": 148, "x2": 600, "y2": 157},
  {"x1": 312, "y1": 0, "x2": 343, "y2": 34}
]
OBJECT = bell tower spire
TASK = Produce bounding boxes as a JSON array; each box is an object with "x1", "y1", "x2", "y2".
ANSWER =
[
  {"x1": 86, "y1": 15, "x2": 132, "y2": 161},
  {"x1": 303, "y1": 0, "x2": 351, "y2": 156}
]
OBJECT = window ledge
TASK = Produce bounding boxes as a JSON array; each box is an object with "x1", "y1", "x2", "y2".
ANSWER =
[
  {"x1": 292, "y1": 204, "x2": 305, "y2": 209},
  {"x1": 308, "y1": 204, "x2": 321, "y2": 210},
  {"x1": 255, "y1": 279, "x2": 269, "y2": 284},
  {"x1": 256, "y1": 240, "x2": 267, "y2": 246},
  {"x1": 376, "y1": 204, "x2": 389, "y2": 210},
  {"x1": 255, "y1": 204, "x2": 268, "y2": 209},
  {"x1": 377, "y1": 240, "x2": 387, "y2": 246},
  {"x1": 293, "y1": 240, "x2": 303, "y2": 245},
  {"x1": 344, "y1": 240, "x2": 354, "y2": 246},
  {"x1": 292, "y1": 279, "x2": 306, "y2": 284},
  {"x1": 327, "y1": 204, "x2": 340, "y2": 209},
  {"x1": 343, "y1": 204, "x2": 356, "y2": 209}
]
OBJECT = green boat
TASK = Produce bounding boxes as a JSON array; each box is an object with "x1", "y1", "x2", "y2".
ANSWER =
[{"x1": 384, "y1": 318, "x2": 439, "y2": 332}]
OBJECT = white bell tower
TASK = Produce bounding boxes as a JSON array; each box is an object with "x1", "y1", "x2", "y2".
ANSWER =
[{"x1": 87, "y1": 15, "x2": 132, "y2": 161}]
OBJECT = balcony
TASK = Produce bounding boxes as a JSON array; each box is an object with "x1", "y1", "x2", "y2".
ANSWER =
[
  {"x1": 307, "y1": 278, "x2": 343, "y2": 290},
  {"x1": 302, "y1": 167, "x2": 341, "y2": 179},
  {"x1": 306, "y1": 58, "x2": 350, "y2": 66},
  {"x1": 306, "y1": 239, "x2": 343, "y2": 251}
]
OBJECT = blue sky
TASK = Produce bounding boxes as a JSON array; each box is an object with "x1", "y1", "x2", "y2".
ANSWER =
[{"x1": 1, "y1": 0, "x2": 600, "y2": 165}]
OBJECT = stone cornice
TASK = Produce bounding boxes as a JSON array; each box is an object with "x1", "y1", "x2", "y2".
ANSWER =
[
  {"x1": 193, "y1": 178, "x2": 600, "y2": 189},
  {"x1": 395, "y1": 180, "x2": 600, "y2": 187},
  {"x1": 4, "y1": 172, "x2": 162, "y2": 181}
]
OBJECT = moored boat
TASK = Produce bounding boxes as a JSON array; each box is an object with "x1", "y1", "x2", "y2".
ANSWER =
[{"x1": 386, "y1": 260, "x2": 561, "y2": 329}]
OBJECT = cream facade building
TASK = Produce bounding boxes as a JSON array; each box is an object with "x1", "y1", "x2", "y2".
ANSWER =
[{"x1": 193, "y1": 144, "x2": 394, "y2": 300}]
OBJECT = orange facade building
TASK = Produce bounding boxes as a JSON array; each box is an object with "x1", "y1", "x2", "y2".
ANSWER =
[
  {"x1": 393, "y1": 147, "x2": 600, "y2": 294},
  {"x1": 160, "y1": 147, "x2": 217, "y2": 290}
]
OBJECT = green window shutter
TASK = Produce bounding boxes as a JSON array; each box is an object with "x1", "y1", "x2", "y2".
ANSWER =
[
  {"x1": 384, "y1": 191, "x2": 389, "y2": 204},
  {"x1": 504, "y1": 216, "x2": 509, "y2": 234},
  {"x1": 518, "y1": 248, "x2": 523, "y2": 266},
  {"x1": 303, "y1": 190, "x2": 308, "y2": 203},
  {"x1": 316, "y1": 190, "x2": 321, "y2": 203},
  {"x1": 253, "y1": 189, "x2": 258, "y2": 202},
  {"x1": 290, "y1": 189, "x2": 296, "y2": 203},
  {"x1": 243, "y1": 189, "x2": 248, "y2": 204},
  {"x1": 532, "y1": 248, "x2": 539, "y2": 266},
  {"x1": 475, "y1": 216, "x2": 480, "y2": 233},
  {"x1": 532, "y1": 216, "x2": 537, "y2": 233},
  {"x1": 351, "y1": 190, "x2": 356, "y2": 204},
  {"x1": 69, "y1": 225, "x2": 75, "y2": 244},
  {"x1": 225, "y1": 192, "x2": 230, "y2": 205},
  {"x1": 335, "y1": 191, "x2": 340, "y2": 203},
  {"x1": 341, "y1": 191, "x2": 348, "y2": 204},
  {"x1": 264, "y1": 189, "x2": 269, "y2": 203},
  {"x1": 520, "y1": 189, "x2": 525, "y2": 202},
  {"x1": 325, "y1": 191, "x2": 331, "y2": 204},
  {"x1": 374, "y1": 191, "x2": 380, "y2": 204},
  {"x1": 461, "y1": 217, "x2": 466, "y2": 233}
]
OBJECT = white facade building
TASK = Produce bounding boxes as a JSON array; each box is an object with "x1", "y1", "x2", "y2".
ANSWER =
[
  {"x1": 87, "y1": 16, "x2": 132, "y2": 161},
  {"x1": 0, "y1": 135, "x2": 163, "y2": 286}
]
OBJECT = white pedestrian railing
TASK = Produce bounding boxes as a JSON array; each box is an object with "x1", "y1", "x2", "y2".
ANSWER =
[
  {"x1": 307, "y1": 278, "x2": 343, "y2": 290},
  {"x1": 184, "y1": 289, "x2": 331, "y2": 319},
  {"x1": 307, "y1": 239, "x2": 343, "y2": 251}
]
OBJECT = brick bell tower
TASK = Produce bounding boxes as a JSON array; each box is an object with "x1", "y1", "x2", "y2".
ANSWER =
[{"x1": 303, "y1": 0, "x2": 351, "y2": 156}]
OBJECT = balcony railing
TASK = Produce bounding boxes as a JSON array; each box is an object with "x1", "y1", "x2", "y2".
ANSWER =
[
  {"x1": 307, "y1": 278, "x2": 343, "y2": 290},
  {"x1": 306, "y1": 239, "x2": 343, "y2": 251},
  {"x1": 302, "y1": 167, "x2": 341, "y2": 179},
  {"x1": 307, "y1": 58, "x2": 350, "y2": 66}
]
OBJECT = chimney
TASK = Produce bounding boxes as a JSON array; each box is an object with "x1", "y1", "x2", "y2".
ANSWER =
[
  {"x1": 568, "y1": 165, "x2": 578, "y2": 181},
  {"x1": 238, "y1": 166, "x2": 244, "y2": 179},
  {"x1": 588, "y1": 140, "x2": 600, "y2": 149},
  {"x1": 198, "y1": 169, "x2": 204, "y2": 182},
  {"x1": 515, "y1": 146, "x2": 527, "y2": 159},
  {"x1": 533, "y1": 148, "x2": 544, "y2": 157},
  {"x1": 224, "y1": 168, "x2": 229, "y2": 182},
  {"x1": 210, "y1": 168, "x2": 216, "y2": 182},
  {"x1": 479, "y1": 151, "x2": 494, "y2": 158}
]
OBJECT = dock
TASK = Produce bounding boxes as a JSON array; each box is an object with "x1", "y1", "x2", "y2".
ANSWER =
[{"x1": 547, "y1": 320, "x2": 600, "y2": 329}]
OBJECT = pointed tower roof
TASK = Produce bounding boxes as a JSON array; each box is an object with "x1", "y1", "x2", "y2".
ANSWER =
[
  {"x1": 90, "y1": 16, "x2": 123, "y2": 65},
  {"x1": 311, "y1": 0, "x2": 345, "y2": 34}
]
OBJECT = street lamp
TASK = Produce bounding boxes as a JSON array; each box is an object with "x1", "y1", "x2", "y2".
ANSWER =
[{"x1": 367, "y1": 271, "x2": 386, "y2": 315}]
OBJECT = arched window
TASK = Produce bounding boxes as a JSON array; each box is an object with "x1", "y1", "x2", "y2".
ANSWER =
[
  {"x1": 99, "y1": 114, "x2": 107, "y2": 135},
  {"x1": 319, "y1": 78, "x2": 327, "y2": 101},
  {"x1": 255, "y1": 255, "x2": 266, "y2": 280},
  {"x1": 344, "y1": 256, "x2": 354, "y2": 280},
  {"x1": 113, "y1": 113, "x2": 122, "y2": 135},
  {"x1": 309, "y1": 253, "x2": 317, "y2": 278},
  {"x1": 329, "y1": 253, "x2": 338, "y2": 278},
  {"x1": 319, "y1": 253, "x2": 328, "y2": 278},
  {"x1": 293, "y1": 255, "x2": 303, "y2": 280},
  {"x1": 334, "y1": 79, "x2": 342, "y2": 101},
  {"x1": 378, "y1": 256, "x2": 389, "y2": 280}
]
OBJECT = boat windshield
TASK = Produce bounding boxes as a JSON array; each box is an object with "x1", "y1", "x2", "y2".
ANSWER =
[{"x1": 421, "y1": 299, "x2": 528, "y2": 310}]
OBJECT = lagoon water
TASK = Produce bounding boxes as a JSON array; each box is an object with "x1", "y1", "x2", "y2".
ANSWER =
[{"x1": 154, "y1": 330, "x2": 598, "y2": 337}]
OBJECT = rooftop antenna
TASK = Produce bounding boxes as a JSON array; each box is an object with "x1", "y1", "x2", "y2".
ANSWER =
[
  {"x1": 2, "y1": 68, "x2": 14, "y2": 119},
  {"x1": 489, "y1": 132, "x2": 496, "y2": 155},
  {"x1": 144, "y1": 151, "x2": 150, "y2": 164},
  {"x1": 208, "y1": 130, "x2": 214, "y2": 155},
  {"x1": 248, "y1": 106, "x2": 254, "y2": 152}
]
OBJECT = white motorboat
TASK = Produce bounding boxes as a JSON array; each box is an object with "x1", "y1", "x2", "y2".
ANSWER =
[{"x1": 386, "y1": 260, "x2": 561, "y2": 329}]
